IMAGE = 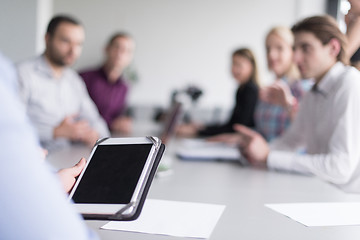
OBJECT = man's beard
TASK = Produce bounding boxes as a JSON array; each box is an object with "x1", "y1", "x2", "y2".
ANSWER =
[{"x1": 47, "y1": 47, "x2": 72, "y2": 67}]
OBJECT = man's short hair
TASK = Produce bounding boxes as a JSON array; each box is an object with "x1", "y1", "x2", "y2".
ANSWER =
[
  {"x1": 107, "y1": 32, "x2": 132, "y2": 47},
  {"x1": 46, "y1": 15, "x2": 81, "y2": 37},
  {"x1": 291, "y1": 15, "x2": 348, "y2": 64}
]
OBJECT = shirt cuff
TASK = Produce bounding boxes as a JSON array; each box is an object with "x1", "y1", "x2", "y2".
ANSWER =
[{"x1": 267, "y1": 150, "x2": 297, "y2": 172}]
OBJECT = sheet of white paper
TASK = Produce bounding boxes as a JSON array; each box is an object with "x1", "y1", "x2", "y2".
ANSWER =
[
  {"x1": 265, "y1": 202, "x2": 360, "y2": 227},
  {"x1": 101, "y1": 199, "x2": 226, "y2": 239},
  {"x1": 176, "y1": 138, "x2": 241, "y2": 161}
]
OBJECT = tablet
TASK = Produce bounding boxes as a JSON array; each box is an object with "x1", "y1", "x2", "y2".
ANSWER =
[{"x1": 69, "y1": 136, "x2": 165, "y2": 221}]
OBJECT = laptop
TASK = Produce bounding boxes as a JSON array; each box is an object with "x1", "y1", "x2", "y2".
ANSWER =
[
  {"x1": 159, "y1": 101, "x2": 183, "y2": 145},
  {"x1": 157, "y1": 102, "x2": 245, "y2": 164}
]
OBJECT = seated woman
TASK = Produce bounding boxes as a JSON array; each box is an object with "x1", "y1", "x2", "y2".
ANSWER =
[
  {"x1": 177, "y1": 48, "x2": 259, "y2": 137},
  {"x1": 254, "y1": 26, "x2": 309, "y2": 142},
  {"x1": 210, "y1": 26, "x2": 310, "y2": 145}
]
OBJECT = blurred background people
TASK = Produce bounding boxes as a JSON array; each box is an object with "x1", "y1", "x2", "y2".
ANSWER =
[
  {"x1": 176, "y1": 48, "x2": 259, "y2": 137},
  {"x1": 17, "y1": 15, "x2": 109, "y2": 151},
  {"x1": 80, "y1": 32, "x2": 135, "y2": 135},
  {"x1": 235, "y1": 15, "x2": 360, "y2": 193},
  {"x1": 254, "y1": 26, "x2": 308, "y2": 142}
]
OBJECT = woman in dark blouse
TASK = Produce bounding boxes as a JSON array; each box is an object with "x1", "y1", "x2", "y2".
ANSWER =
[{"x1": 177, "y1": 48, "x2": 259, "y2": 137}]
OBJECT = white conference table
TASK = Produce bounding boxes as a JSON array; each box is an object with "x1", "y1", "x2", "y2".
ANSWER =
[{"x1": 47, "y1": 137, "x2": 360, "y2": 240}]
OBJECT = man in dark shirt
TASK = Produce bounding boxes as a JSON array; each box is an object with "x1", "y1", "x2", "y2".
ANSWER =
[{"x1": 80, "y1": 32, "x2": 135, "y2": 134}]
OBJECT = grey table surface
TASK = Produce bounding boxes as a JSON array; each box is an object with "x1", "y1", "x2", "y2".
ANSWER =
[{"x1": 47, "y1": 136, "x2": 360, "y2": 240}]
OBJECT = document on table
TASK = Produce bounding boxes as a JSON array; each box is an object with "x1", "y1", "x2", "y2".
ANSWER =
[
  {"x1": 101, "y1": 199, "x2": 226, "y2": 239},
  {"x1": 265, "y1": 202, "x2": 360, "y2": 227},
  {"x1": 176, "y1": 138, "x2": 242, "y2": 162}
]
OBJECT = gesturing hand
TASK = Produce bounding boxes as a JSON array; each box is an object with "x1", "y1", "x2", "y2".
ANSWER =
[
  {"x1": 259, "y1": 81, "x2": 295, "y2": 108},
  {"x1": 207, "y1": 133, "x2": 242, "y2": 145},
  {"x1": 111, "y1": 116, "x2": 133, "y2": 134},
  {"x1": 233, "y1": 124, "x2": 270, "y2": 168},
  {"x1": 54, "y1": 115, "x2": 92, "y2": 141}
]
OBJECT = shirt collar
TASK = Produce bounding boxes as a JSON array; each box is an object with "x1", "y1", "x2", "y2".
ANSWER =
[
  {"x1": 280, "y1": 76, "x2": 289, "y2": 83},
  {"x1": 312, "y1": 62, "x2": 345, "y2": 97},
  {"x1": 35, "y1": 54, "x2": 70, "y2": 80},
  {"x1": 100, "y1": 66, "x2": 125, "y2": 85}
]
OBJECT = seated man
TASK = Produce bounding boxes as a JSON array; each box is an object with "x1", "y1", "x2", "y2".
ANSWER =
[
  {"x1": 17, "y1": 15, "x2": 109, "y2": 151},
  {"x1": 224, "y1": 15, "x2": 360, "y2": 193},
  {"x1": 80, "y1": 32, "x2": 135, "y2": 134}
]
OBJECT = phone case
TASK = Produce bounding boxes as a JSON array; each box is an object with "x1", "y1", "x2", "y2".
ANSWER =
[{"x1": 81, "y1": 136, "x2": 165, "y2": 221}]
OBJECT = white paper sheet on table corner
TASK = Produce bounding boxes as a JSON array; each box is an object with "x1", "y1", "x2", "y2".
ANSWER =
[
  {"x1": 101, "y1": 199, "x2": 226, "y2": 239},
  {"x1": 265, "y1": 202, "x2": 360, "y2": 227}
]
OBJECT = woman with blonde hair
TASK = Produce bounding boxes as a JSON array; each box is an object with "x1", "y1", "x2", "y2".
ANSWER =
[{"x1": 254, "y1": 26, "x2": 309, "y2": 142}]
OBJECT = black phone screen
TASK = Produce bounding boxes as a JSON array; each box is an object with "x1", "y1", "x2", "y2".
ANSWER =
[{"x1": 72, "y1": 143, "x2": 152, "y2": 204}]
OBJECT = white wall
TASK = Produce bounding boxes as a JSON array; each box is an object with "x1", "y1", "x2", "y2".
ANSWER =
[
  {"x1": 1, "y1": 0, "x2": 326, "y2": 110},
  {"x1": 0, "y1": 0, "x2": 38, "y2": 62},
  {"x1": 36, "y1": 0, "x2": 53, "y2": 54},
  {"x1": 295, "y1": 0, "x2": 328, "y2": 20},
  {"x1": 0, "y1": 0, "x2": 52, "y2": 62}
]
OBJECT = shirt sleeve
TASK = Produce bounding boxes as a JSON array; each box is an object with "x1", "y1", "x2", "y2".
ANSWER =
[
  {"x1": 268, "y1": 79, "x2": 360, "y2": 186},
  {"x1": 0, "y1": 70, "x2": 98, "y2": 240},
  {"x1": 16, "y1": 62, "x2": 32, "y2": 105},
  {"x1": 75, "y1": 74, "x2": 110, "y2": 138},
  {"x1": 16, "y1": 63, "x2": 56, "y2": 142}
]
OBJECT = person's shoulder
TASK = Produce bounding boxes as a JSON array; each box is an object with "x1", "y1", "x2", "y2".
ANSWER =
[
  {"x1": 66, "y1": 68, "x2": 85, "y2": 83},
  {"x1": 65, "y1": 70, "x2": 89, "y2": 94},
  {"x1": 336, "y1": 65, "x2": 360, "y2": 93},
  {"x1": 15, "y1": 56, "x2": 42, "y2": 86},
  {"x1": 341, "y1": 65, "x2": 360, "y2": 83},
  {"x1": 0, "y1": 52, "x2": 13, "y2": 69},
  {"x1": 243, "y1": 81, "x2": 259, "y2": 93},
  {"x1": 79, "y1": 67, "x2": 102, "y2": 79},
  {"x1": 0, "y1": 53, "x2": 18, "y2": 93},
  {"x1": 345, "y1": 65, "x2": 360, "y2": 76},
  {"x1": 249, "y1": 81, "x2": 259, "y2": 90},
  {"x1": 237, "y1": 81, "x2": 258, "y2": 101},
  {"x1": 79, "y1": 68, "x2": 95, "y2": 76},
  {"x1": 16, "y1": 56, "x2": 39, "y2": 71}
]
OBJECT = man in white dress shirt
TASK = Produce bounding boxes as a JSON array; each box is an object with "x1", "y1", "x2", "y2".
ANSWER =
[
  {"x1": 233, "y1": 15, "x2": 360, "y2": 193},
  {"x1": 17, "y1": 15, "x2": 109, "y2": 151}
]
